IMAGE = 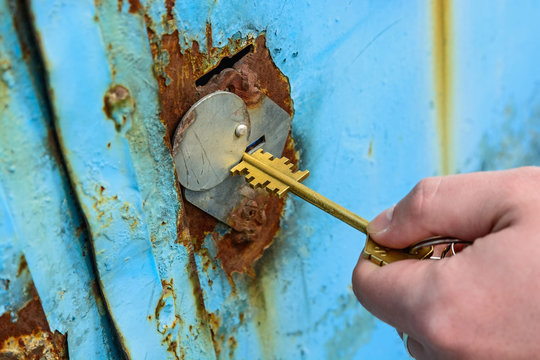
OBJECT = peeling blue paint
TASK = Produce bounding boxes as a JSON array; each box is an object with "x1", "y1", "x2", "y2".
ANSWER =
[
  {"x1": 94, "y1": 1, "x2": 215, "y2": 357},
  {"x1": 0, "y1": 1, "x2": 118, "y2": 357},
  {"x1": 28, "y1": 1, "x2": 179, "y2": 358},
  {"x1": 0, "y1": 186, "x2": 33, "y2": 320},
  {"x1": 142, "y1": 1, "x2": 437, "y2": 358}
]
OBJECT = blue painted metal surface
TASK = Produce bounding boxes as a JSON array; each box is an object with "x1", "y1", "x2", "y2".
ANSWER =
[
  {"x1": 142, "y1": 1, "x2": 438, "y2": 358},
  {"x1": 27, "y1": 0, "x2": 214, "y2": 358},
  {"x1": 452, "y1": 0, "x2": 540, "y2": 173},
  {"x1": 0, "y1": 1, "x2": 118, "y2": 357},
  {"x1": 1, "y1": 0, "x2": 540, "y2": 359}
]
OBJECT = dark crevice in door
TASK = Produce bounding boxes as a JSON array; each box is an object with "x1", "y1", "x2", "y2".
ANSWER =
[{"x1": 8, "y1": 1, "x2": 126, "y2": 358}]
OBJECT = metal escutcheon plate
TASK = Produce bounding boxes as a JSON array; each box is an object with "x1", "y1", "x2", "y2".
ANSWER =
[{"x1": 172, "y1": 91, "x2": 250, "y2": 191}]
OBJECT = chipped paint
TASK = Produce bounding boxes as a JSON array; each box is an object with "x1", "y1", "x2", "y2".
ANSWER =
[
  {"x1": 145, "y1": 25, "x2": 254, "y2": 141},
  {"x1": 0, "y1": 291, "x2": 67, "y2": 360},
  {"x1": 92, "y1": 0, "x2": 216, "y2": 357},
  {"x1": 0, "y1": 0, "x2": 119, "y2": 357},
  {"x1": 144, "y1": 14, "x2": 298, "y2": 278},
  {"x1": 103, "y1": 84, "x2": 135, "y2": 133},
  {"x1": 28, "y1": 0, "x2": 184, "y2": 358}
]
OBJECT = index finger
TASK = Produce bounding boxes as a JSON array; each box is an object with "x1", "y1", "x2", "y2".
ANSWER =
[{"x1": 367, "y1": 169, "x2": 527, "y2": 249}]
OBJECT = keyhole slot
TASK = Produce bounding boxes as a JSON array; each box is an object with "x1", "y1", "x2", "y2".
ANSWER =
[
  {"x1": 195, "y1": 45, "x2": 254, "y2": 87},
  {"x1": 246, "y1": 135, "x2": 265, "y2": 154}
]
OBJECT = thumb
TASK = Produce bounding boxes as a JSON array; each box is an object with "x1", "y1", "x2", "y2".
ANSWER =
[{"x1": 367, "y1": 170, "x2": 516, "y2": 249}]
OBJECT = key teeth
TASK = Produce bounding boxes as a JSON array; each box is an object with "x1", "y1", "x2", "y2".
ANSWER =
[
  {"x1": 295, "y1": 169, "x2": 309, "y2": 182},
  {"x1": 276, "y1": 188, "x2": 288, "y2": 197},
  {"x1": 233, "y1": 150, "x2": 307, "y2": 198},
  {"x1": 265, "y1": 179, "x2": 289, "y2": 197},
  {"x1": 237, "y1": 169, "x2": 250, "y2": 175},
  {"x1": 275, "y1": 157, "x2": 293, "y2": 170},
  {"x1": 247, "y1": 177, "x2": 261, "y2": 186},
  {"x1": 254, "y1": 149, "x2": 275, "y2": 161},
  {"x1": 230, "y1": 162, "x2": 249, "y2": 175}
]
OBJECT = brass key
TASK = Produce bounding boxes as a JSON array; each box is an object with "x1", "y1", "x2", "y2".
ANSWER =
[{"x1": 230, "y1": 149, "x2": 434, "y2": 266}]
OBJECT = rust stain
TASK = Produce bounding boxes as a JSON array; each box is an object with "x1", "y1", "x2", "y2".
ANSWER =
[
  {"x1": 103, "y1": 85, "x2": 132, "y2": 121},
  {"x1": 127, "y1": 0, "x2": 142, "y2": 14},
  {"x1": 0, "y1": 286, "x2": 67, "y2": 359},
  {"x1": 183, "y1": 137, "x2": 297, "y2": 278},
  {"x1": 182, "y1": 201, "x2": 219, "y2": 252},
  {"x1": 155, "y1": 280, "x2": 185, "y2": 359},
  {"x1": 206, "y1": 312, "x2": 222, "y2": 357},
  {"x1": 154, "y1": 280, "x2": 175, "y2": 322},
  {"x1": 246, "y1": 268, "x2": 279, "y2": 359},
  {"x1": 145, "y1": 21, "x2": 257, "y2": 142},
  {"x1": 432, "y1": 0, "x2": 454, "y2": 175},
  {"x1": 144, "y1": 18, "x2": 297, "y2": 275},
  {"x1": 1, "y1": 279, "x2": 10, "y2": 291},
  {"x1": 217, "y1": 188, "x2": 282, "y2": 277},
  {"x1": 205, "y1": 22, "x2": 213, "y2": 59},
  {"x1": 185, "y1": 245, "x2": 218, "y2": 358},
  {"x1": 92, "y1": 184, "x2": 116, "y2": 228},
  {"x1": 227, "y1": 336, "x2": 237, "y2": 359},
  {"x1": 16, "y1": 255, "x2": 28, "y2": 277},
  {"x1": 238, "y1": 35, "x2": 294, "y2": 116},
  {"x1": 165, "y1": 0, "x2": 176, "y2": 20}
]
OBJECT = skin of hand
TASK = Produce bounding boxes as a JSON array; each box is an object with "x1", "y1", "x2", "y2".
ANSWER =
[{"x1": 352, "y1": 166, "x2": 540, "y2": 359}]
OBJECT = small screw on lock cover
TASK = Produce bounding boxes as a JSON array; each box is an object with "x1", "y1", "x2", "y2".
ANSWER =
[{"x1": 235, "y1": 124, "x2": 248, "y2": 137}]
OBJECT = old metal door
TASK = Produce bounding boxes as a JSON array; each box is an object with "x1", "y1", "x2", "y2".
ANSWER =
[{"x1": 1, "y1": 0, "x2": 540, "y2": 359}]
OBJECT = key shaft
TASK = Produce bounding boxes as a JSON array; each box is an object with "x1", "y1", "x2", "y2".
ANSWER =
[{"x1": 242, "y1": 152, "x2": 369, "y2": 234}]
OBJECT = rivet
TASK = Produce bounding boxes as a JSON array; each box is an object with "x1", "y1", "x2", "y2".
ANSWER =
[{"x1": 235, "y1": 124, "x2": 248, "y2": 137}]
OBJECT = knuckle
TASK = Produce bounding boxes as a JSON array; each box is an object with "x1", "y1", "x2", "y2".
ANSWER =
[
  {"x1": 501, "y1": 167, "x2": 540, "y2": 204},
  {"x1": 408, "y1": 177, "x2": 443, "y2": 219}
]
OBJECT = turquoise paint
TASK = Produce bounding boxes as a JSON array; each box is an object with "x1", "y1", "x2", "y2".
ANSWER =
[
  {"x1": 143, "y1": 1, "x2": 437, "y2": 358},
  {"x1": 28, "y1": 1, "x2": 179, "y2": 358},
  {"x1": 2, "y1": 0, "x2": 540, "y2": 359},
  {"x1": 94, "y1": 2, "x2": 216, "y2": 358},
  {"x1": 0, "y1": 186, "x2": 33, "y2": 320},
  {"x1": 452, "y1": 0, "x2": 540, "y2": 172},
  {"x1": 0, "y1": 1, "x2": 118, "y2": 357}
]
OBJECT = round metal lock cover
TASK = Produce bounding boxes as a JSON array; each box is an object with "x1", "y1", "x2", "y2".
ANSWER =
[{"x1": 172, "y1": 91, "x2": 250, "y2": 191}]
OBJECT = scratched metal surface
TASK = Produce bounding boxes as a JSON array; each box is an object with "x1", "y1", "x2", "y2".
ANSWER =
[{"x1": 1, "y1": 0, "x2": 540, "y2": 359}]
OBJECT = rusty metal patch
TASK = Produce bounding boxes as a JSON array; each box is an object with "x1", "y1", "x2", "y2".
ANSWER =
[
  {"x1": 0, "y1": 287, "x2": 67, "y2": 360},
  {"x1": 144, "y1": 18, "x2": 298, "y2": 278}
]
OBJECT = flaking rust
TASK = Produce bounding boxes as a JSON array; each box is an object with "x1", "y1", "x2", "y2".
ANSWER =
[
  {"x1": 144, "y1": 17, "x2": 298, "y2": 278},
  {"x1": 0, "y1": 285, "x2": 67, "y2": 359}
]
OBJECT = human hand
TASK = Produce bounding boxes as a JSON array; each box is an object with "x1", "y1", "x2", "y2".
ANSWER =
[{"x1": 352, "y1": 167, "x2": 540, "y2": 359}]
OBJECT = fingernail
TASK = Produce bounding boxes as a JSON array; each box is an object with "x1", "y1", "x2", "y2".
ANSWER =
[{"x1": 367, "y1": 205, "x2": 395, "y2": 236}]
